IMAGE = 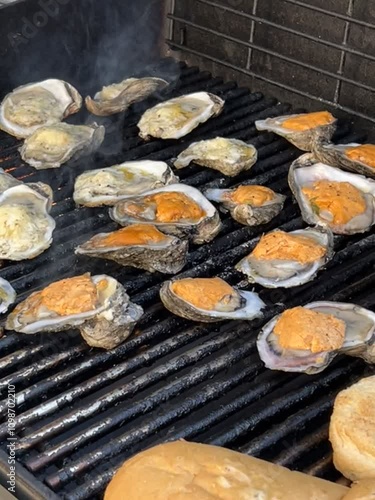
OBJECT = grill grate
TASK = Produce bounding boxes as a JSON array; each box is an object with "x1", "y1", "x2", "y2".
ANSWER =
[{"x1": 0, "y1": 59, "x2": 374, "y2": 499}]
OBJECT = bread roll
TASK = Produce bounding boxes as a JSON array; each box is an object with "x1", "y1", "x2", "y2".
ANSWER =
[
  {"x1": 104, "y1": 440, "x2": 348, "y2": 500},
  {"x1": 341, "y1": 479, "x2": 375, "y2": 499},
  {"x1": 330, "y1": 375, "x2": 375, "y2": 481}
]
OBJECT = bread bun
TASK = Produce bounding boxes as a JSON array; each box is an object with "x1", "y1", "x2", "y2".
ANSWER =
[
  {"x1": 104, "y1": 440, "x2": 348, "y2": 500},
  {"x1": 341, "y1": 479, "x2": 375, "y2": 499},
  {"x1": 330, "y1": 375, "x2": 375, "y2": 481}
]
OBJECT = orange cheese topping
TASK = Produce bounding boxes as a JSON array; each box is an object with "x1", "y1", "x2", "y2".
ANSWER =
[
  {"x1": 346, "y1": 144, "x2": 375, "y2": 168},
  {"x1": 98, "y1": 224, "x2": 167, "y2": 247},
  {"x1": 302, "y1": 180, "x2": 366, "y2": 225},
  {"x1": 171, "y1": 277, "x2": 236, "y2": 311},
  {"x1": 229, "y1": 185, "x2": 275, "y2": 206},
  {"x1": 251, "y1": 231, "x2": 326, "y2": 264},
  {"x1": 274, "y1": 306, "x2": 346, "y2": 353},
  {"x1": 282, "y1": 111, "x2": 334, "y2": 131}
]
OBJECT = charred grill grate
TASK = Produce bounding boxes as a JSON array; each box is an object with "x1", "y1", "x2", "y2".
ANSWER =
[{"x1": 0, "y1": 60, "x2": 374, "y2": 499}]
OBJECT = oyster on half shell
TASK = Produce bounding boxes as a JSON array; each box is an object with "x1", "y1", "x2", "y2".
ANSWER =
[
  {"x1": 85, "y1": 77, "x2": 168, "y2": 116},
  {"x1": 160, "y1": 277, "x2": 265, "y2": 323},
  {"x1": 110, "y1": 184, "x2": 222, "y2": 244},
  {"x1": 138, "y1": 92, "x2": 224, "y2": 140},
  {"x1": 76, "y1": 224, "x2": 188, "y2": 274},
  {"x1": 314, "y1": 142, "x2": 375, "y2": 179},
  {"x1": 0, "y1": 278, "x2": 16, "y2": 314},
  {"x1": 289, "y1": 153, "x2": 375, "y2": 234}
]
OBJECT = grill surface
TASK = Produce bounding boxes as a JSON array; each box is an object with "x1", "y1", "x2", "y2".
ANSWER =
[{"x1": 0, "y1": 59, "x2": 374, "y2": 499}]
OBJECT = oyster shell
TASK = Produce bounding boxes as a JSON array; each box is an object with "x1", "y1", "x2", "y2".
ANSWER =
[
  {"x1": 138, "y1": 92, "x2": 224, "y2": 140},
  {"x1": 289, "y1": 153, "x2": 375, "y2": 234},
  {"x1": 0, "y1": 278, "x2": 16, "y2": 314},
  {"x1": 5, "y1": 273, "x2": 144, "y2": 350},
  {"x1": 255, "y1": 111, "x2": 337, "y2": 151},
  {"x1": 110, "y1": 184, "x2": 222, "y2": 244},
  {"x1": 205, "y1": 184, "x2": 285, "y2": 226},
  {"x1": 236, "y1": 227, "x2": 334, "y2": 288},
  {"x1": 257, "y1": 302, "x2": 375, "y2": 374},
  {"x1": 73, "y1": 160, "x2": 178, "y2": 207},
  {"x1": 160, "y1": 277, "x2": 265, "y2": 323},
  {"x1": 0, "y1": 79, "x2": 82, "y2": 139},
  {"x1": 20, "y1": 123, "x2": 105, "y2": 170},
  {"x1": 314, "y1": 142, "x2": 375, "y2": 179},
  {"x1": 76, "y1": 224, "x2": 188, "y2": 274},
  {"x1": 85, "y1": 77, "x2": 168, "y2": 116},
  {"x1": 174, "y1": 137, "x2": 258, "y2": 176}
]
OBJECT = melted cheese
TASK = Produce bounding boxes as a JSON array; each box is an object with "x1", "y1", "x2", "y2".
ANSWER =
[
  {"x1": 346, "y1": 144, "x2": 375, "y2": 168},
  {"x1": 282, "y1": 111, "x2": 334, "y2": 131},
  {"x1": 302, "y1": 180, "x2": 366, "y2": 225},
  {"x1": 99, "y1": 224, "x2": 167, "y2": 247},
  {"x1": 229, "y1": 185, "x2": 275, "y2": 206},
  {"x1": 274, "y1": 306, "x2": 346, "y2": 353},
  {"x1": 251, "y1": 231, "x2": 326, "y2": 264},
  {"x1": 171, "y1": 277, "x2": 236, "y2": 311}
]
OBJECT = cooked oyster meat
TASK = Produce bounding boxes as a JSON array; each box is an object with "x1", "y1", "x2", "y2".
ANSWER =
[
  {"x1": 174, "y1": 137, "x2": 258, "y2": 176},
  {"x1": 73, "y1": 160, "x2": 178, "y2": 207},
  {"x1": 20, "y1": 122, "x2": 105, "y2": 170},
  {"x1": 5, "y1": 273, "x2": 143, "y2": 350},
  {"x1": 110, "y1": 184, "x2": 222, "y2": 244},
  {"x1": 236, "y1": 227, "x2": 333, "y2": 288},
  {"x1": 256, "y1": 111, "x2": 337, "y2": 151},
  {"x1": 76, "y1": 224, "x2": 188, "y2": 274},
  {"x1": 257, "y1": 302, "x2": 375, "y2": 374},
  {"x1": 0, "y1": 278, "x2": 16, "y2": 314},
  {"x1": 205, "y1": 184, "x2": 285, "y2": 226},
  {"x1": 314, "y1": 142, "x2": 375, "y2": 178},
  {"x1": 86, "y1": 77, "x2": 168, "y2": 116},
  {"x1": 160, "y1": 277, "x2": 265, "y2": 323},
  {"x1": 289, "y1": 153, "x2": 375, "y2": 234},
  {"x1": 138, "y1": 92, "x2": 224, "y2": 140},
  {"x1": 0, "y1": 79, "x2": 82, "y2": 138}
]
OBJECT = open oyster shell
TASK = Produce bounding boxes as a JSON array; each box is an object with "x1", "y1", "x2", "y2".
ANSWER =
[
  {"x1": 0, "y1": 278, "x2": 16, "y2": 314},
  {"x1": 20, "y1": 122, "x2": 105, "y2": 170},
  {"x1": 76, "y1": 224, "x2": 188, "y2": 274},
  {"x1": 138, "y1": 92, "x2": 224, "y2": 140},
  {"x1": 85, "y1": 77, "x2": 168, "y2": 116},
  {"x1": 5, "y1": 273, "x2": 144, "y2": 350},
  {"x1": 0, "y1": 167, "x2": 52, "y2": 207},
  {"x1": 289, "y1": 153, "x2": 375, "y2": 234},
  {"x1": 0, "y1": 79, "x2": 82, "y2": 139},
  {"x1": 160, "y1": 277, "x2": 265, "y2": 323},
  {"x1": 73, "y1": 160, "x2": 178, "y2": 207},
  {"x1": 174, "y1": 137, "x2": 258, "y2": 177},
  {"x1": 257, "y1": 302, "x2": 375, "y2": 374},
  {"x1": 205, "y1": 184, "x2": 285, "y2": 226},
  {"x1": 314, "y1": 142, "x2": 375, "y2": 179},
  {"x1": 110, "y1": 183, "x2": 222, "y2": 245},
  {"x1": 255, "y1": 111, "x2": 337, "y2": 151}
]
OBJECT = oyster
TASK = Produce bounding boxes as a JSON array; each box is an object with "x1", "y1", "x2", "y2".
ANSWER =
[
  {"x1": 138, "y1": 92, "x2": 224, "y2": 140},
  {"x1": 160, "y1": 277, "x2": 265, "y2": 323},
  {"x1": 205, "y1": 184, "x2": 285, "y2": 226},
  {"x1": 76, "y1": 224, "x2": 188, "y2": 274},
  {"x1": 0, "y1": 184, "x2": 55, "y2": 261},
  {"x1": 255, "y1": 111, "x2": 337, "y2": 151},
  {"x1": 0, "y1": 278, "x2": 16, "y2": 314},
  {"x1": 85, "y1": 77, "x2": 168, "y2": 116},
  {"x1": 314, "y1": 142, "x2": 375, "y2": 179},
  {"x1": 5, "y1": 273, "x2": 144, "y2": 350},
  {"x1": 174, "y1": 137, "x2": 258, "y2": 176},
  {"x1": 20, "y1": 123, "x2": 105, "y2": 170},
  {"x1": 110, "y1": 184, "x2": 222, "y2": 244},
  {"x1": 236, "y1": 227, "x2": 334, "y2": 288},
  {"x1": 257, "y1": 302, "x2": 375, "y2": 374},
  {"x1": 73, "y1": 160, "x2": 178, "y2": 207},
  {"x1": 289, "y1": 153, "x2": 375, "y2": 234},
  {"x1": 0, "y1": 79, "x2": 82, "y2": 139}
]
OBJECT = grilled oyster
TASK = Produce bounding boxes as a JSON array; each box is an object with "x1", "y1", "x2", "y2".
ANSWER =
[
  {"x1": 0, "y1": 278, "x2": 16, "y2": 314},
  {"x1": 289, "y1": 153, "x2": 375, "y2": 234},
  {"x1": 255, "y1": 111, "x2": 337, "y2": 151},
  {"x1": 174, "y1": 137, "x2": 258, "y2": 176},
  {"x1": 236, "y1": 227, "x2": 334, "y2": 288},
  {"x1": 76, "y1": 224, "x2": 188, "y2": 274},
  {"x1": 73, "y1": 160, "x2": 178, "y2": 207},
  {"x1": 205, "y1": 184, "x2": 285, "y2": 226},
  {"x1": 0, "y1": 79, "x2": 82, "y2": 139},
  {"x1": 257, "y1": 302, "x2": 375, "y2": 374},
  {"x1": 85, "y1": 77, "x2": 168, "y2": 116},
  {"x1": 5, "y1": 273, "x2": 143, "y2": 350},
  {"x1": 138, "y1": 92, "x2": 224, "y2": 140},
  {"x1": 314, "y1": 142, "x2": 375, "y2": 179},
  {"x1": 110, "y1": 184, "x2": 222, "y2": 244},
  {"x1": 160, "y1": 277, "x2": 265, "y2": 323},
  {"x1": 20, "y1": 123, "x2": 105, "y2": 170}
]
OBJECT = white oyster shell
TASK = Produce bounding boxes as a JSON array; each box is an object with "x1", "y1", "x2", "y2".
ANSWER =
[
  {"x1": 0, "y1": 278, "x2": 16, "y2": 314},
  {"x1": 313, "y1": 142, "x2": 375, "y2": 179}
]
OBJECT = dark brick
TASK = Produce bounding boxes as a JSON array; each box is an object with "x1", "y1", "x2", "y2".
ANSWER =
[
  {"x1": 301, "y1": 0, "x2": 350, "y2": 15},
  {"x1": 339, "y1": 82, "x2": 375, "y2": 118},
  {"x1": 343, "y1": 53, "x2": 375, "y2": 88},
  {"x1": 347, "y1": 24, "x2": 375, "y2": 57},
  {"x1": 352, "y1": 0, "x2": 375, "y2": 23}
]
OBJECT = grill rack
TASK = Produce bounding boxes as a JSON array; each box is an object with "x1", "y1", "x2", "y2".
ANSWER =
[{"x1": 0, "y1": 59, "x2": 374, "y2": 499}]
